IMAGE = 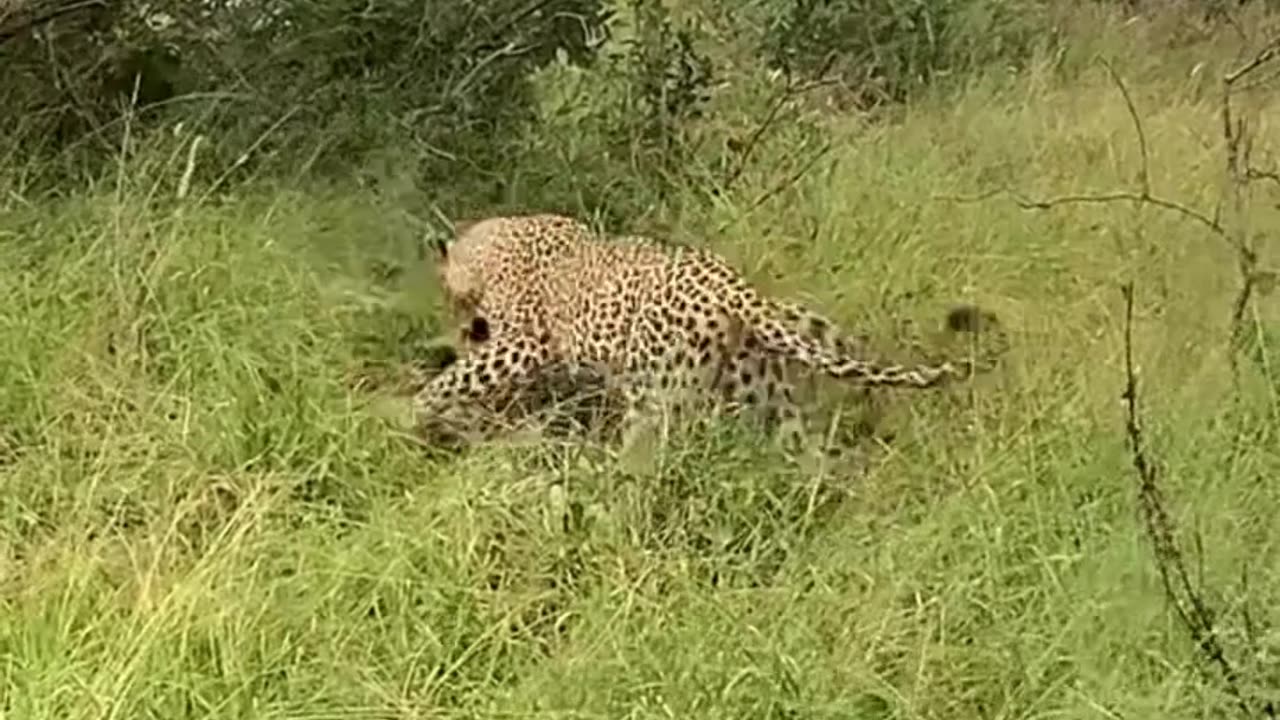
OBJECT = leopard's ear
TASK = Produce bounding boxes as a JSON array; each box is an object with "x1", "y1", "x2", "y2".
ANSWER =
[
  {"x1": 419, "y1": 228, "x2": 448, "y2": 261},
  {"x1": 435, "y1": 219, "x2": 484, "y2": 260}
]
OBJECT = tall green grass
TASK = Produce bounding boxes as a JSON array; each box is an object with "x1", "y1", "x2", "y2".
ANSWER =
[{"x1": 2, "y1": 14, "x2": 1279, "y2": 720}]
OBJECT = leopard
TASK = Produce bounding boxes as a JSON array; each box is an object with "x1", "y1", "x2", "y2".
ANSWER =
[{"x1": 413, "y1": 212, "x2": 1008, "y2": 448}]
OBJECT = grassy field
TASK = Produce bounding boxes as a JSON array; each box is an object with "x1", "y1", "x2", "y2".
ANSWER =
[{"x1": 3, "y1": 12, "x2": 1280, "y2": 720}]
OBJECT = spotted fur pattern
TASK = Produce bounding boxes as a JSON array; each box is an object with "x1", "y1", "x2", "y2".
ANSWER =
[{"x1": 415, "y1": 213, "x2": 1007, "y2": 444}]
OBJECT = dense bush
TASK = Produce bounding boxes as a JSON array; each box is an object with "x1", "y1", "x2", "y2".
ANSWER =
[
  {"x1": 757, "y1": 0, "x2": 1055, "y2": 107},
  {"x1": 0, "y1": 0, "x2": 1261, "y2": 207},
  {"x1": 0, "y1": 0, "x2": 612, "y2": 187}
]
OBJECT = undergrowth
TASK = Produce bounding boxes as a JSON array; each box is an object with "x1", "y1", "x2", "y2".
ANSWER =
[{"x1": 2, "y1": 4, "x2": 1279, "y2": 719}]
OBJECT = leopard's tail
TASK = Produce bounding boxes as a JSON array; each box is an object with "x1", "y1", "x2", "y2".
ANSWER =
[{"x1": 740, "y1": 294, "x2": 1009, "y2": 388}]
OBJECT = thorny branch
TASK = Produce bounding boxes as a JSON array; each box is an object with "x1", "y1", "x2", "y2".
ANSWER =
[
  {"x1": 1119, "y1": 283, "x2": 1269, "y2": 719},
  {"x1": 942, "y1": 50, "x2": 1279, "y2": 385},
  {"x1": 1247, "y1": 166, "x2": 1280, "y2": 189},
  {"x1": 722, "y1": 56, "x2": 841, "y2": 190},
  {"x1": 943, "y1": 42, "x2": 1280, "y2": 718},
  {"x1": 1226, "y1": 37, "x2": 1280, "y2": 85},
  {"x1": 1221, "y1": 39, "x2": 1280, "y2": 382},
  {"x1": 939, "y1": 59, "x2": 1226, "y2": 242},
  {"x1": 1101, "y1": 59, "x2": 1150, "y2": 197},
  {"x1": 717, "y1": 138, "x2": 835, "y2": 234}
]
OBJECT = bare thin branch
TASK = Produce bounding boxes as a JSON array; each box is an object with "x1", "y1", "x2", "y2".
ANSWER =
[
  {"x1": 1246, "y1": 166, "x2": 1280, "y2": 188},
  {"x1": 1018, "y1": 190, "x2": 1222, "y2": 234},
  {"x1": 938, "y1": 59, "x2": 1228, "y2": 247},
  {"x1": 1219, "y1": 33, "x2": 1280, "y2": 382},
  {"x1": 1225, "y1": 38, "x2": 1280, "y2": 86},
  {"x1": 937, "y1": 187, "x2": 1223, "y2": 236},
  {"x1": 719, "y1": 140, "x2": 835, "y2": 233},
  {"x1": 1101, "y1": 58, "x2": 1150, "y2": 197},
  {"x1": 941, "y1": 34, "x2": 1277, "y2": 720},
  {"x1": 723, "y1": 73, "x2": 840, "y2": 190},
  {"x1": 1120, "y1": 283, "x2": 1261, "y2": 719}
]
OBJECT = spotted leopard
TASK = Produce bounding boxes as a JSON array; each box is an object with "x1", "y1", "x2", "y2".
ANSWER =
[{"x1": 415, "y1": 213, "x2": 1008, "y2": 445}]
